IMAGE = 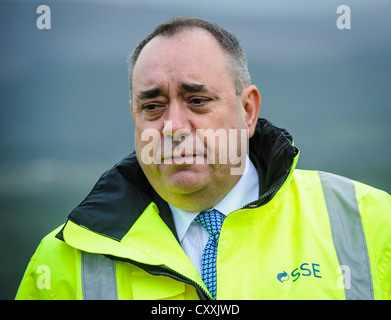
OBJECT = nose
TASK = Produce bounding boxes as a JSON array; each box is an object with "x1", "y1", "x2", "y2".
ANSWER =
[{"x1": 162, "y1": 99, "x2": 192, "y2": 139}]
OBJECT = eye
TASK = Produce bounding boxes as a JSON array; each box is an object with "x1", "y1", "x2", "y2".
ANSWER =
[
  {"x1": 188, "y1": 97, "x2": 210, "y2": 106},
  {"x1": 143, "y1": 104, "x2": 159, "y2": 111},
  {"x1": 141, "y1": 103, "x2": 164, "y2": 112},
  {"x1": 139, "y1": 103, "x2": 166, "y2": 120}
]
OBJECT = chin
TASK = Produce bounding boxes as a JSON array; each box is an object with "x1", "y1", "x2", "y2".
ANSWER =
[{"x1": 165, "y1": 170, "x2": 209, "y2": 195}]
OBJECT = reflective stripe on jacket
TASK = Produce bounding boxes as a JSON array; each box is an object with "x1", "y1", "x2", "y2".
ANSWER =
[{"x1": 15, "y1": 119, "x2": 391, "y2": 300}]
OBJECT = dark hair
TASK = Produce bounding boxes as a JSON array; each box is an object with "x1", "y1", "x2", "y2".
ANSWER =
[{"x1": 128, "y1": 17, "x2": 250, "y2": 98}]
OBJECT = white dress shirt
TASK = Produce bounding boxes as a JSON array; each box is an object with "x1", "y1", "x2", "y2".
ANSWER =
[{"x1": 169, "y1": 155, "x2": 259, "y2": 275}]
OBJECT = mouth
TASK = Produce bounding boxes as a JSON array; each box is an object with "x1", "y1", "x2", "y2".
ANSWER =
[{"x1": 161, "y1": 152, "x2": 206, "y2": 164}]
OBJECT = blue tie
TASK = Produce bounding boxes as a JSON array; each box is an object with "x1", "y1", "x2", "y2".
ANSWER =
[{"x1": 195, "y1": 209, "x2": 226, "y2": 300}]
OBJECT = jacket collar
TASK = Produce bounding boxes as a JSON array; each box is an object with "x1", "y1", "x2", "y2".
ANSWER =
[{"x1": 57, "y1": 118, "x2": 299, "y2": 243}]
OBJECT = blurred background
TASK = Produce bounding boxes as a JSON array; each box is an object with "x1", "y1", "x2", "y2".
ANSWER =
[{"x1": 0, "y1": 0, "x2": 390, "y2": 299}]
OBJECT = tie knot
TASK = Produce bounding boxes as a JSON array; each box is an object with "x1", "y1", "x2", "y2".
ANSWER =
[{"x1": 195, "y1": 209, "x2": 225, "y2": 241}]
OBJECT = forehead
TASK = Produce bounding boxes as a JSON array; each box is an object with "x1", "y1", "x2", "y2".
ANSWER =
[{"x1": 132, "y1": 29, "x2": 233, "y2": 95}]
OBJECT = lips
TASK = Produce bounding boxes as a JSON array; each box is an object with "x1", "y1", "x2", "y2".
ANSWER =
[{"x1": 161, "y1": 152, "x2": 206, "y2": 162}]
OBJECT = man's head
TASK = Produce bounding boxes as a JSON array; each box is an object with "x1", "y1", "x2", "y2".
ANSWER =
[{"x1": 129, "y1": 17, "x2": 261, "y2": 212}]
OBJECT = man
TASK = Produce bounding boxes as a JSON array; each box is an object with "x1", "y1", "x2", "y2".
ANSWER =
[{"x1": 16, "y1": 17, "x2": 391, "y2": 300}]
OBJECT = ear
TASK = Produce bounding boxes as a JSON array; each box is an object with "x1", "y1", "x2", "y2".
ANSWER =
[{"x1": 241, "y1": 85, "x2": 261, "y2": 138}]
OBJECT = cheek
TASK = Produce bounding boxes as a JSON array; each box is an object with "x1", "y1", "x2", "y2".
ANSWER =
[
  {"x1": 133, "y1": 128, "x2": 143, "y2": 156},
  {"x1": 134, "y1": 124, "x2": 163, "y2": 168}
]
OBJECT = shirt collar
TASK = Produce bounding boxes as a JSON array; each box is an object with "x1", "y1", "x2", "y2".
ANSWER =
[{"x1": 169, "y1": 155, "x2": 259, "y2": 242}]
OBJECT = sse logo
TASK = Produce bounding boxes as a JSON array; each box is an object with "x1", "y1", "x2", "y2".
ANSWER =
[{"x1": 277, "y1": 263, "x2": 322, "y2": 283}]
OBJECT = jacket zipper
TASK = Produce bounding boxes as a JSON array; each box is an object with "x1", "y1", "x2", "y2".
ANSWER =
[
  {"x1": 158, "y1": 265, "x2": 212, "y2": 300},
  {"x1": 241, "y1": 163, "x2": 293, "y2": 209},
  {"x1": 109, "y1": 255, "x2": 212, "y2": 300}
]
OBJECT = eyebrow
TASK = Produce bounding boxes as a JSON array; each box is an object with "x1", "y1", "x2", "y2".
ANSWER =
[
  {"x1": 179, "y1": 82, "x2": 208, "y2": 93},
  {"x1": 136, "y1": 82, "x2": 213, "y2": 104},
  {"x1": 137, "y1": 88, "x2": 164, "y2": 103}
]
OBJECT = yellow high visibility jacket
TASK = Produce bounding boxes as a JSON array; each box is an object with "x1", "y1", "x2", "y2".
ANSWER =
[{"x1": 16, "y1": 119, "x2": 391, "y2": 300}]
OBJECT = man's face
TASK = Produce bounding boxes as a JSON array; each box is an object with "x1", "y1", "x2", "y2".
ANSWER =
[{"x1": 131, "y1": 29, "x2": 260, "y2": 211}]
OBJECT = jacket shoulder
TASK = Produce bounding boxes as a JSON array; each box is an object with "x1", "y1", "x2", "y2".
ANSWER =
[
  {"x1": 292, "y1": 169, "x2": 391, "y2": 233},
  {"x1": 351, "y1": 178, "x2": 391, "y2": 234},
  {"x1": 353, "y1": 180, "x2": 391, "y2": 299},
  {"x1": 16, "y1": 225, "x2": 81, "y2": 300}
]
